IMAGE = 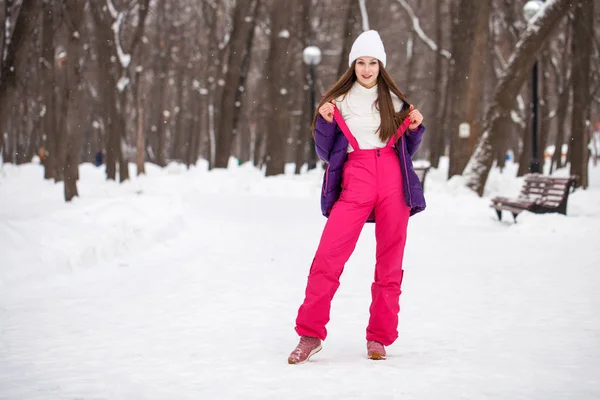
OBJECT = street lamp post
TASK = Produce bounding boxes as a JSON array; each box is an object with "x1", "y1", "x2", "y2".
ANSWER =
[
  {"x1": 523, "y1": 0, "x2": 543, "y2": 174},
  {"x1": 303, "y1": 45, "x2": 322, "y2": 171}
]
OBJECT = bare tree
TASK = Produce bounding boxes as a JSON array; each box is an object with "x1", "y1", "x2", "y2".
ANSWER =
[
  {"x1": 550, "y1": 21, "x2": 572, "y2": 173},
  {"x1": 0, "y1": 0, "x2": 40, "y2": 159},
  {"x1": 41, "y1": 0, "x2": 57, "y2": 180},
  {"x1": 264, "y1": 2, "x2": 295, "y2": 176},
  {"x1": 463, "y1": 0, "x2": 577, "y2": 196},
  {"x1": 214, "y1": 0, "x2": 260, "y2": 169},
  {"x1": 90, "y1": 0, "x2": 150, "y2": 181}
]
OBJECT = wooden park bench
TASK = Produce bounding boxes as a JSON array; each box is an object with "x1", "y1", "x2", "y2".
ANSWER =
[
  {"x1": 413, "y1": 164, "x2": 431, "y2": 192},
  {"x1": 490, "y1": 174, "x2": 579, "y2": 222}
]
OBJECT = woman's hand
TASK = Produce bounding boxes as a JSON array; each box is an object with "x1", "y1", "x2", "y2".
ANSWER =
[
  {"x1": 318, "y1": 100, "x2": 336, "y2": 123},
  {"x1": 408, "y1": 105, "x2": 423, "y2": 130}
]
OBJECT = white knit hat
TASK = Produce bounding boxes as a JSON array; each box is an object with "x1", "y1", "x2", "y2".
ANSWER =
[{"x1": 348, "y1": 30, "x2": 387, "y2": 68}]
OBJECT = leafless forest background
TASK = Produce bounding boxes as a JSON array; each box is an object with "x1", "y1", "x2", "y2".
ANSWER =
[{"x1": 0, "y1": 0, "x2": 598, "y2": 200}]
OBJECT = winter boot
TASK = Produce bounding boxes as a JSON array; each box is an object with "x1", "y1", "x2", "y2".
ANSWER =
[
  {"x1": 367, "y1": 340, "x2": 386, "y2": 360},
  {"x1": 288, "y1": 336, "x2": 322, "y2": 364}
]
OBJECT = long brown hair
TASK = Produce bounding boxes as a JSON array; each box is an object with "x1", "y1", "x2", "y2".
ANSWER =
[{"x1": 311, "y1": 60, "x2": 411, "y2": 142}]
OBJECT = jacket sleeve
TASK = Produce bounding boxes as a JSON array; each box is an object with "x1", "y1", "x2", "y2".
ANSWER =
[
  {"x1": 314, "y1": 115, "x2": 338, "y2": 163},
  {"x1": 406, "y1": 124, "x2": 425, "y2": 158}
]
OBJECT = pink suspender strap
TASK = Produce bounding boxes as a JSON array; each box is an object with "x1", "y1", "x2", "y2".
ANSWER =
[
  {"x1": 333, "y1": 108, "x2": 361, "y2": 151},
  {"x1": 386, "y1": 117, "x2": 412, "y2": 148}
]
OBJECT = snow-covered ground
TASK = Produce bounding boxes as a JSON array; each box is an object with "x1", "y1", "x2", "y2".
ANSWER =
[{"x1": 1, "y1": 157, "x2": 599, "y2": 400}]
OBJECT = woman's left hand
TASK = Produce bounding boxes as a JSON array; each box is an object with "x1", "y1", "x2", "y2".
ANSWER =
[{"x1": 408, "y1": 105, "x2": 423, "y2": 130}]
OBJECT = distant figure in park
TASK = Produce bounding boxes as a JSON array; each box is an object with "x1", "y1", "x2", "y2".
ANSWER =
[
  {"x1": 38, "y1": 146, "x2": 46, "y2": 164},
  {"x1": 95, "y1": 149, "x2": 104, "y2": 167},
  {"x1": 288, "y1": 30, "x2": 425, "y2": 364}
]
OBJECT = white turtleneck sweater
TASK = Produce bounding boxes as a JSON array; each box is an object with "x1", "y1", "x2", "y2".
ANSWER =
[{"x1": 335, "y1": 82, "x2": 404, "y2": 152}]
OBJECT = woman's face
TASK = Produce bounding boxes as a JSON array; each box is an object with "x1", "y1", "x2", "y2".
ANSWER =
[{"x1": 355, "y1": 57, "x2": 379, "y2": 88}]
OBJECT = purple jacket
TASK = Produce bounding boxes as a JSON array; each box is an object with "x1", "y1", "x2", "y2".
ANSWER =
[{"x1": 315, "y1": 115, "x2": 426, "y2": 221}]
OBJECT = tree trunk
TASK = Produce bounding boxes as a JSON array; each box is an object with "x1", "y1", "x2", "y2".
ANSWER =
[
  {"x1": 134, "y1": 68, "x2": 145, "y2": 175},
  {"x1": 429, "y1": 0, "x2": 446, "y2": 169},
  {"x1": 89, "y1": 2, "x2": 118, "y2": 180},
  {"x1": 172, "y1": 70, "x2": 186, "y2": 162},
  {"x1": 55, "y1": 46, "x2": 69, "y2": 182},
  {"x1": 116, "y1": 98, "x2": 129, "y2": 183},
  {"x1": 447, "y1": 0, "x2": 489, "y2": 178},
  {"x1": 214, "y1": 0, "x2": 260, "y2": 169},
  {"x1": 338, "y1": 0, "x2": 362, "y2": 77},
  {"x1": 41, "y1": 0, "x2": 57, "y2": 179},
  {"x1": 154, "y1": 0, "x2": 169, "y2": 167},
  {"x1": 539, "y1": 46, "x2": 551, "y2": 164},
  {"x1": 552, "y1": 83, "x2": 570, "y2": 172},
  {"x1": 517, "y1": 88, "x2": 532, "y2": 177},
  {"x1": 295, "y1": 0, "x2": 313, "y2": 175},
  {"x1": 90, "y1": 0, "x2": 149, "y2": 181},
  {"x1": 187, "y1": 90, "x2": 201, "y2": 168},
  {"x1": 201, "y1": 1, "x2": 223, "y2": 168},
  {"x1": 463, "y1": 0, "x2": 576, "y2": 196},
  {"x1": 63, "y1": 0, "x2": 86, "y2": 201},
  {"x1": 495, "y1": 114, "x2": 513, "y2": 171},
  {"x1": 551, "y1": 22, "x2": 572, "y2": 173},
  {"x1": 265, "y1": 2, "x2": 294, "y2": 177},
  {"x1": 569, "y1": 0, "x2": 592, "y2": 188},
  {"x1": 0, "y1": 0, "x2": 40, "y2": 160}
]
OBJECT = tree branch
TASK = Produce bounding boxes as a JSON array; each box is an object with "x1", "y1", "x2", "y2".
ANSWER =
[{"x1": 394, "y1": 0, "x2": 451, "y2": 59}]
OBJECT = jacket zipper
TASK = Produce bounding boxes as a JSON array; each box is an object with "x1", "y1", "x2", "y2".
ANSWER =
[
  {"x1": 323, "y1": 164, "x2": 330, "y2": 195},
  {"x1": 401, "y1": 134, "x2": 413, "y2": 207}
]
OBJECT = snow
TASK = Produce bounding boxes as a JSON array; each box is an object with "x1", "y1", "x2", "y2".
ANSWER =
[
  {"x1": 523, "y1": 0, "x2": 545, "y2": 23},
  {"x1": 406, "y1": 35, "x2": 413, "y2": 60},
  {"x1": 117, "y1": 76, "x2": 130, "y2": 92},
  {"x1": 110, "y1": 9, "x2": 131, "y2": 69},
  {"x1": 3, "y1": 16, "x2": 11, "y2": 63},
  {"x1": 1, "y1": 157, "x2": 600, "y2": 399},
  {"x1": 106, "y1": 0, "x2": 119, "y2": 19}
]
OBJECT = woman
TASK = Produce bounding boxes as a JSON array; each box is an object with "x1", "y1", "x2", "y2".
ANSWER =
[{"x1": 288, "y1": 30, "x2": 425, "y2": 364}]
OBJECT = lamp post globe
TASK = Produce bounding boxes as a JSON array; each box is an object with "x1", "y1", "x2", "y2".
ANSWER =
[{"x1": 303, "y1": 45, "x2": 322, "y2": 66}]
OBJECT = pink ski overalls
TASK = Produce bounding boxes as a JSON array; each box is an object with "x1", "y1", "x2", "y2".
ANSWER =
[{"x1": 295, "y1": 110, "x2": 412, "y2": 346}]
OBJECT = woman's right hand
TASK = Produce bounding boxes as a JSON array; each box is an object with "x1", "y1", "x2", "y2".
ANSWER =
[{"x1": 318, "y1": 100, "x2": 336, "y2": 123}]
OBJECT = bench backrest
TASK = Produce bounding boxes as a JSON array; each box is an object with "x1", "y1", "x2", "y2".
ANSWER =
[{"x1": 519, "y1": 174, "x2": 577, "y2": 207}]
